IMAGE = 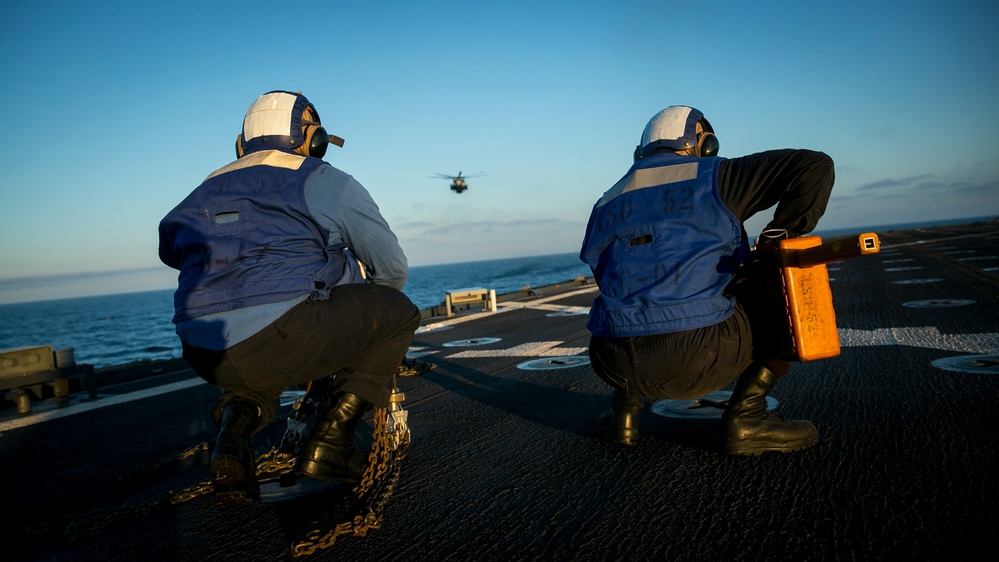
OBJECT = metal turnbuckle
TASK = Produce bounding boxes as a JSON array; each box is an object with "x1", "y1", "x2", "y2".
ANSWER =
[{"x1": 385, "y1": 388, "x2": 410, "y2": 452}]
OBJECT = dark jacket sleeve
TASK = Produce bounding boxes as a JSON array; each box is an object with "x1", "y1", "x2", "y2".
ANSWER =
[
  {"x1": 717, "y1": 149, "x2": 834, "y2": 237},
  {"x1": 158, "y1": 217, "x2": 179, "y2": 269}
]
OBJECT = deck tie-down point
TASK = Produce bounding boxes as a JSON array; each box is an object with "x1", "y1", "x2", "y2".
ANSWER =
[
  {"x1": 442, "y1": 337, "x2": 501, "y2": 347},
  {"x1": 650, "y1": 391, "x2": 779, "y2": 419},
  {"x1": 517, "y1": 356, "x2": 591, "y2": 370},
  {"x1": 931, "y1": 354, "x2": 999, "y2": 375}
]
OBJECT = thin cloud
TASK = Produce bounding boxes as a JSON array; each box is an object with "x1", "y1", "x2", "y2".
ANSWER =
[
  {"x1": 394, "y1": 219, "x2": 438, "y2": 230},
  {"x1": 954, "y1": 180, "x2": 999, "y2": 194},
  {"x1": 857, "y1": 174, "x2": 934, "y2": 191},
  {"x1": 0, "y1": 266, "x2": 168, "y2": 286}
]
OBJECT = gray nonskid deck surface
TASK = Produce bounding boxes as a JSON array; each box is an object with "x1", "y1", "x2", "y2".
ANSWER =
[{"x1": 1, "y1": 222, "x2": 997, "y2": 561}]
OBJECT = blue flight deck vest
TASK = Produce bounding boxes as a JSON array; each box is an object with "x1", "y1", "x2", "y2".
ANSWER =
[
  {"x1": 580, "y1": 153, "x2": 748, "y2": 337},
  {"x1": 159, "y1": 149, "x2": 359, "y2": 323}
]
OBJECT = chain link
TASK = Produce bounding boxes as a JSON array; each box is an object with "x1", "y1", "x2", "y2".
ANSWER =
[
  {"x1": 22, "y1": 362, "x2": 427, "y2": 555},
  {"x1": 290, "y1": 395, "x2": 411, "y2": 557},
  {"x1": 117, "y1": 441, "x2": 211, "y2": 482},
  {"x1": 398, "y1": 357, "x2": 436, "y2": 377}
]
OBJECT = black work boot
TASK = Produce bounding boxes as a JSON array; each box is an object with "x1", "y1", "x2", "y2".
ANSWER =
[
  {"x1": 721, "y1": 364, "x2": 818, "y2": 456},
  {"x1": 296, "y1": 392, "x2": 369, "y2": 483},
  {"x1": 596, "y1": 390, "x2": 643, "y2": 446},
  {"x1": 210, "y1": 400, "x2": 261, "y2": 507}
]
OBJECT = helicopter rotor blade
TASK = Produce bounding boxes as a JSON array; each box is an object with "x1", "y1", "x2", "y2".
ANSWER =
[{"x1": 430, "y1": 171, "x2": 485, "y2": 180}]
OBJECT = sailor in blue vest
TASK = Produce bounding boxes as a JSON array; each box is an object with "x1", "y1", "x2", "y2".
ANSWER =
[
  {"x1": 159, "y1": 91, "x2": 420, "y2": 505},
  {"x1": 580, "y1": 105, "x2": 834, "y2": 455}
]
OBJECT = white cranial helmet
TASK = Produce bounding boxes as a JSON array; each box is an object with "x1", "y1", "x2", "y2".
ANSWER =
[{"x1": 636, "y1": 105, "x2": 717, "y2": 159}]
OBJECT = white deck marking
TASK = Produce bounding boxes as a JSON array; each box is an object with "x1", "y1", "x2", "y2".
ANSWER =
[
  {"x1": 838, "y1": 327, "x2": 999, "y2": 353},
  {"x1": 0, "y1": 378, "x2": 207, "y2": 432},
  {"x1": 498, "y1": 286, "x2": 598, "y2": 308},
  {"x1": 417, "y1": 286, "x2": 597, "y2": 334},
  {"x1": 446, "y1": 341, "x2": 588, "y2": 358}
]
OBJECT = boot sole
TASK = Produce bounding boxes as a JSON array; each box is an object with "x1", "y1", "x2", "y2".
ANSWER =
[{"x1": 725, "y1": 435, "x2": 818, "y2": 456}]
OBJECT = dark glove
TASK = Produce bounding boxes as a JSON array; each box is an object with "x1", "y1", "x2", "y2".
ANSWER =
[{"x1": 755, "y1": 228, "x2": 791, "y2": 251}]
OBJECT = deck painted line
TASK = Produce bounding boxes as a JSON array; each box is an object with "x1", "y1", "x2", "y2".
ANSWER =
[
  {"x1": 497, "y1": 287, "x2": 599, "y2": 309},
  {"x1": 0, "y1": 378, "x2": 207, "y2": 432},
  {"x1": 417, "y1": 286, "x2": 598, "y2": 334},
  {"x1": 839, "y1": 327, "x2": 999, "y2": 353},
  {"x1": 446, "y1": 341, "x2": 588, "y2": 358}
]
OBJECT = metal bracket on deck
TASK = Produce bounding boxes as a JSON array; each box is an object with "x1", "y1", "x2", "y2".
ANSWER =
[
  {"x1": 445, "y1": 288, "x2": 497, "y2": 317},
  {"x1": 1, "y1": 346, "x2": 96, "y2": 414}
]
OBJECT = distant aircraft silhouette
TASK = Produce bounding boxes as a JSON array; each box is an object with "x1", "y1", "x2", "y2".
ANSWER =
[{"x1": 431, "y1": 171, "x2": 485, "y2": 194}]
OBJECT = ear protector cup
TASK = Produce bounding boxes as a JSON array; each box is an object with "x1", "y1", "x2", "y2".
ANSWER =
[
  {"x1": 235, "y1": 134, "x2": 245, "y2": 158},
  {"x1": 303, "y1": 123, "x2": 329, "y2": 158},
  {"x1": 696, "y1": 116, "x2": 718, "y2": 157},
  {"x1": 698, "y1": 132, "x2": 719, "y2": 157}
]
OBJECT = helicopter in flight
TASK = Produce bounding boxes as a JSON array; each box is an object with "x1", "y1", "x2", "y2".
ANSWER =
[{"x1": 432, "y1": 171, "x2": 485, "y2": 194}]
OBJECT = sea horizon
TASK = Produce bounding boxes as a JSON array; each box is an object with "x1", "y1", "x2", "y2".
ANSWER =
[
  {"x1": 1, "y1": 214, "x2": 995, "y2": 307},
  {"x1": 0, "y1": 252, "x2": 594, "y2": 368}
]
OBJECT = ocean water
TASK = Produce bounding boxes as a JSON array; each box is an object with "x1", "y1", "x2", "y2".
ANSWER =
[{"x1": 0, "y1": 252, "x2": 592, "y2": 369}]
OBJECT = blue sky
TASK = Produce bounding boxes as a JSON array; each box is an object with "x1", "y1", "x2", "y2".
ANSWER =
[{"x1": 1, "y1": 0, "x2": 997, "y2": 304}]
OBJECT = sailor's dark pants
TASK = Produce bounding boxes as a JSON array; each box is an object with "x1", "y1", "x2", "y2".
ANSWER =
[
  {"x1": 182, "y1": 283, "x2": 421, "y2": 430},
  {"x1": 589, "y1": 303, "x2": 755, "y2": 400},
  {"x1": 589, "y1": 261, "x2": 792, "y2": 400}
]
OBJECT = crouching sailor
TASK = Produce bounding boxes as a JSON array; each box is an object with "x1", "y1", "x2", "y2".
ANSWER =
[
  {"x1": 580, "y1": 105, "x2": 835, "y2": 455},
  {"x1": 158, "y1": 90, "x2": 420, "y2": 505}
]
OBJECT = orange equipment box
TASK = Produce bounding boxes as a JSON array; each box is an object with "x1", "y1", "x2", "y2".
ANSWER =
[
  {"x1": 771, "y1": 232, "x2": 880, "y2": 361},
  {"x1": 777, "y1": 236, "x2": 840, "y2": 361}
]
